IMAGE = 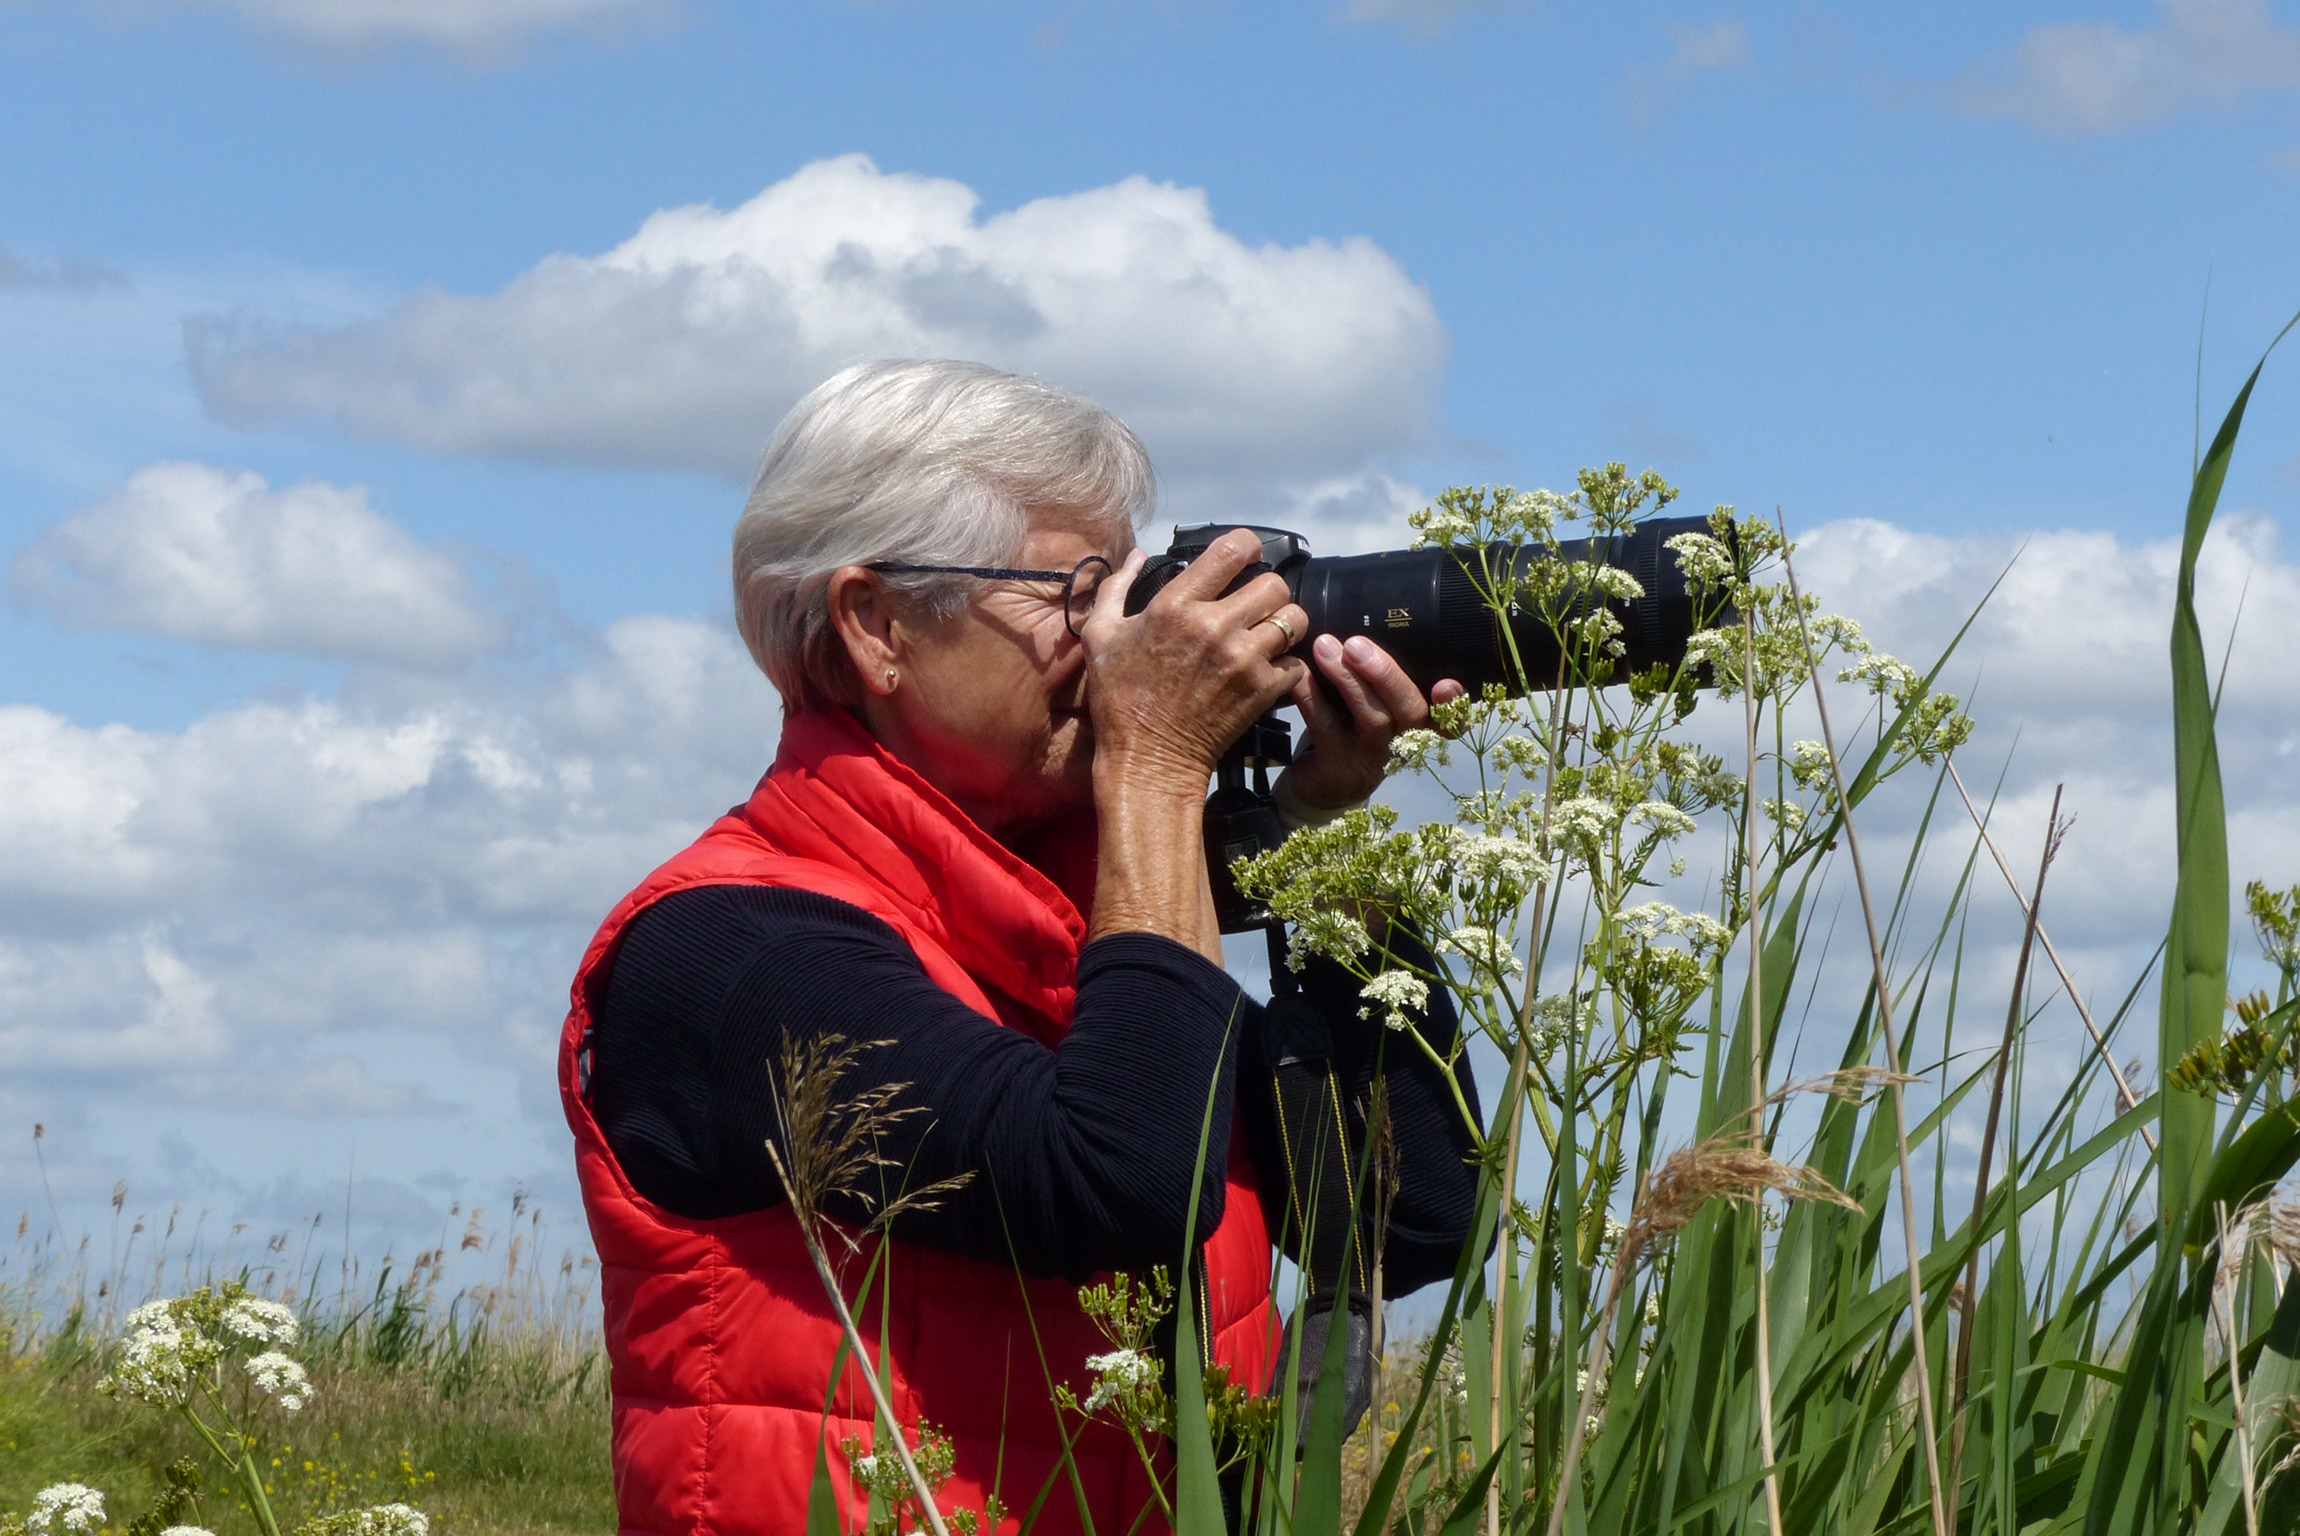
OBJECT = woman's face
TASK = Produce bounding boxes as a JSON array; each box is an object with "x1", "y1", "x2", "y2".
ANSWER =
[{"x1": 846, "y1": 516, "x2": 1134, "y2": 837}]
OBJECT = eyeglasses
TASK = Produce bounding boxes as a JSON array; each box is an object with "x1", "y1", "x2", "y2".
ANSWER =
[{"x1": 866, "y1": 555, "x2": 1114, "y2": 637}]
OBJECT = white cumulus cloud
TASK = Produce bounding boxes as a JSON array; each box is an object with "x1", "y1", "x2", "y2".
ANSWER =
[
  {"x1": 9, "y1": 462, "x2": 508, "y2": 667},
  {"x1": 0, "y1": 610, "x2": 776, "y2": 1115},
  {"x1": 1791, "y1": 512, "x2": 2300, "y2": 955},
  {"x1": 186, "y1": 154, "x2": 1446, "y2": 494},
  {"x1": 1956, "y1": 0, "x2": 2300, "y2": 134}
]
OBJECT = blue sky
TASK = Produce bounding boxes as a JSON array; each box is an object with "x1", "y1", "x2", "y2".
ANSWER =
[{"x1": 3, "y1": 0, "x2": 2299, "y2": 1284}]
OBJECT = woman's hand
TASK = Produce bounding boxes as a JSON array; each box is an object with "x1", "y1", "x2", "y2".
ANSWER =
[
  {"x1": 1276, "y1": 635, "x2": 1465, "y2": 818},
  {"x1": 1080, "y1": 529, "x2": 1310, "y2": 796},
  {"x1": 1078, "y1": 528, "x2": 1310, "y2": 960}
]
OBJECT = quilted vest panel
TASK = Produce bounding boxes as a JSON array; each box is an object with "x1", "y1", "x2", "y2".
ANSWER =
[{"x1": 562, "y1": 710, "x2": 1278, "y2": 1535}]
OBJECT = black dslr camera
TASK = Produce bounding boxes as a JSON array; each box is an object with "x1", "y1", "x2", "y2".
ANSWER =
[{"x1": 1125, "y1": 515, "x2": 1715, "y2": 935}]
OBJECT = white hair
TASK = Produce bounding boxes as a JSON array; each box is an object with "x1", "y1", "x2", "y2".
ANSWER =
[{"x1": 734, "y1": 360, "x2": 1156, "y2": 713}]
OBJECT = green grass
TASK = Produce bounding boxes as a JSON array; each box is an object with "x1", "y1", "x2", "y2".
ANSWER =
[
  {"x1": 0, "y1": 1290, "x2": 611, "y2": 1535},
  {"x1": 0, "y1": 1224, "x2": 613, "y2": 1534}
]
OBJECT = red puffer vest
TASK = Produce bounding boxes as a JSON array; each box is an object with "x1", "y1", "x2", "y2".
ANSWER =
[{"x1": 561, "y1": 709, "x2": 1278, "y2": 1535}]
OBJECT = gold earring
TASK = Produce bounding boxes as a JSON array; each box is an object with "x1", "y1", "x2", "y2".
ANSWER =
[{"x1": 884, "y1": 668, "x2": 898, "y2": 691}]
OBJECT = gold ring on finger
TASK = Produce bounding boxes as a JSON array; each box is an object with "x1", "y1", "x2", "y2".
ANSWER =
[{"x1": 1264, "y1": 614, "x2": 1297, "y2": 645}]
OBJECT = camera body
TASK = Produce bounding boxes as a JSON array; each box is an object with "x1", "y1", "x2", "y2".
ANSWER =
[
  {"x1": 1130, "y1": 516, "x2": 1717, "y2": 933},
  {"x1": 1127, "y1": 515, "x2": 1714, "y2": 696}
]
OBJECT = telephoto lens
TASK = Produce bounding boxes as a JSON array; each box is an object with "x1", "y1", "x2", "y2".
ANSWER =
[{"x1": 1126, "y1": 515, "x2": 1716, "y2": 696}]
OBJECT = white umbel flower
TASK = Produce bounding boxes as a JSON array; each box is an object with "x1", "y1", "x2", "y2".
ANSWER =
[
  {"x1": 159, "y1": 1527, "x2": 220, "y2": 1536},
  {"x1": 1550, "y1": 795, "x2": 1620, "y2": 848},
  {"x1": 108, "y1": 1300, "x2": 217, "y2": 1406},
  {"x1": 222, "y1": 1296, "x2": 299, "y2": 1347},
  {"x1": 1577, "y1": 563, "x2": 1646, "y2": 601},
  {"x1": 245, "y1": 1349, "x2": 313, "y2": 1412},
  {"x1": 1664, "y1": 530, "x2": 1734, "y2": 584},
  {"x1": 1439, "y1": 925, "x2": 1525, "y2": 976},
  {"x1": 1359, "y1": 970, "x2": 1432, "y2": 1030},
  {"x1": 1387, "y1": 727, "x2": 1445, "y2": 774},
  {"x1": 29, "y1": 1485, "x2": 106, "y2": 1536},
  {"x1": 1618, "y1": 902, "x2": 1733, "y2": 954},
  {"x1": 1839, "y1": 652, "x2": 1919, "y2": 699},
  {"x1": 1626, "y1": 801, "x2": 1697, "y2": 839},
  {"x1": 316, "y1": 1507, "x2": 429, "y2": 1536},
  {"x1": 1084, "y1": 1347, "x2": 1157, "y2": 1413},
  {"x1": 1457, "y1": 834, "x2": 1553, "y2": 890}
]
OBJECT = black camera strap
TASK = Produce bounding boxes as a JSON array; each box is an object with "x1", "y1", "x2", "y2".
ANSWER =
[
  {"x1": 1261, "y1": 991, "x2": 1368, "y2": 1303},
  {"x1": 1259, "y1": 974, "x2": 1377, "y2": 1445}
]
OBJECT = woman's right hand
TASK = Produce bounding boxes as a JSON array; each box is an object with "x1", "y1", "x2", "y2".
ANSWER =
[{"x1": 1078, "y1": 528, "x2": 1310, "y2": 794}]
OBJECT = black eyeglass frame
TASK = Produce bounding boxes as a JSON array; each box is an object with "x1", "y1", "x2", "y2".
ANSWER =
[{"x1": 865, "y1": 555, "x2": 1114, "y2": 637}]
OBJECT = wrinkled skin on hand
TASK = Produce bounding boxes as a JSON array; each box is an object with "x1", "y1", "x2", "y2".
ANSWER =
[
  {"x1": 1079, "y1": 528, "x2": 1311, "y2": 791},
  {"x1": 1080, "y1": 527, "x2": 1461, "y2": 807},
  {"x1": 1282, "y1": 632, "x2": 1465, "y2": 813}
]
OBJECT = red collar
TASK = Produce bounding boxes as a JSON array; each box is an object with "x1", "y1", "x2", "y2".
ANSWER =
[{"x1": 743, "y1": 710, "x2": 1091, "y2": 1026}]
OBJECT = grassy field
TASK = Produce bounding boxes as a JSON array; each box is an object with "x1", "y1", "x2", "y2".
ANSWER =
[{"x1": 0, "y1": 1212, "x2": 614, "y2": 1533}]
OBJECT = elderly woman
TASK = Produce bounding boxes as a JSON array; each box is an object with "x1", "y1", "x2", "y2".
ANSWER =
[{"x1": 560, "y1": 360, "x2": 1479, "y2": 1535}]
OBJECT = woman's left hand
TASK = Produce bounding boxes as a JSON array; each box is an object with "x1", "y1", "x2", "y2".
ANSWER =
[{"x1": 1275, "y1": 635, "x2": 1465, "y2": 817}]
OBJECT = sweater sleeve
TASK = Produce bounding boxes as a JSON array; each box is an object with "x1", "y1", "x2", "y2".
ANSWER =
[{"x1": 589, "y1": 884, "x2": 1248, "y2": 1281}]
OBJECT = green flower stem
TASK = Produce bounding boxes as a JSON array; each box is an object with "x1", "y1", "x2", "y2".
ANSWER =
[{"x1": 173, "y1": 1397, "x2": 282, "y2": 1536}]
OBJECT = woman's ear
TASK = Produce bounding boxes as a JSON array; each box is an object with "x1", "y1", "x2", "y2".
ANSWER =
[{"x1": 827, "y1": 566, "x2": 903, "y2": 697}]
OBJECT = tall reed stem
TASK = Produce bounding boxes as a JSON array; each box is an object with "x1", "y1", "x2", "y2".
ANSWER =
[
  {"x1": 2215, "y1": 1205, "x2": 2264, "y2": 1536},
  {"x1": 1741, "y1": 611, "x2": 1786, "y2": 1536},
  {"x1": 1947, "y1": 761, "x2": 2154, "y2": 1146},
  {"x1": 1491, "y1": 677, "x2": 1566, "y2": 1536},
  {"x1": 1777, "y1": 541, "x2": 1952, "y2": 1536},
  {"x1": 766, "y1": 1143, "x2": 954, "y2": 1536},
  {"x1": 1948, "y1": 785, "x2": 2063, "y2": 1491}
]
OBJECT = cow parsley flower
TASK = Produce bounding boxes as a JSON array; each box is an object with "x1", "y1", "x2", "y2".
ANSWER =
[
  {"x1": 350, "y1": 1507, "x2": 429, "y2": 1536},
  {"x1": 1530, "y1": 993, "x2": 1599, "y2": 1051},
  {"x1": 28, "y1": 1485, "x2": 105, "y2": 1536},
  {"x1": 1439, "y1": 925, "x2": 1525, "y2": 976},
  {"x1": 1083, "y1": 1347, "x2": 1157, "y2": 1413},
  {"x1": 1457, "y1": 833, "x2": 1553, "y2": 898},
  {"x1": 1839, "y1": 652, "x2": 1919, "y2": 700},
  {"x1": 1359, "y1": 971, "x2": 1431, "y2": 1030},
  {"x1": 160, "y1": 1527, "x2": 219, "y2": 1536},
  {"x1": 1617, "y1": 903, "x2": 1733, "y2": 955},
  {"x1": 1665, "y1": 531, "x2": 1735, "y2": 585},
  {"x1": 1387, "y1": 727, "x2": 1446, "y2": 775},
  {"x1": 107, "y1": 1299, "x2": 220, "y2": 1406},
  {"x1": 1789, "y1": 740, "x2": 1833, "y2": 791},
  {"x1": 1411, "y1": 504, "x2": 1481, "y2": 547},
  {"x1": 1500, "y1": 488, "x2": 1571, "y2": 543},
  {"x1": 1577, "y1": 563, "x2": 1646, "y2": 602},
  {"x1": 222, "y1": 1296, "x2": 299, "y2": 1347},
  {"x1": 1550, "y1": 795, "x2": 1620, "y2": 847},
  {"x1": 245, "y1": 1349, "x2": 313, "y2": 1412},
  {"x1": 1682, "y1": 628, "x2": 1739, "y2": 682},
  {"x1": 1625, "y1": 801, "x2": 1697, "y2": 839}
]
